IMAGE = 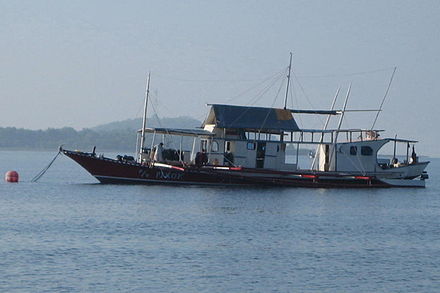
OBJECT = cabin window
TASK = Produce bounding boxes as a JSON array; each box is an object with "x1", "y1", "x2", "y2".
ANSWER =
[
  {"x1": 225, "y1": 141, "x2": 231, "y2": 152},
  {"x1": 350, "y1": 146, "x2": 357, "y2": 155},
  {"x1": 247, "y1": 142, "x2": 256, "y2": 150},
  {"x1": 246, "y1": 132, "x2": 256, "y2": 140},
  {"x1": 211, "y1": 141, "x2": 219, "y2": 152},
  {"x1": 201, "y1": 140, "x2": 207, "y2": 152},
  {"x1": 226, "y1": 129, "x2": 239, "y2": 135},
  {"x1": 361, "y1": 146, "x2": 373, "y2": 156}
]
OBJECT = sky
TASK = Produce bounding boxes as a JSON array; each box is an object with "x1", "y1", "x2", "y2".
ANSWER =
[{"x1": 1, "y1": 0, "x2": 440, "y2": 155}]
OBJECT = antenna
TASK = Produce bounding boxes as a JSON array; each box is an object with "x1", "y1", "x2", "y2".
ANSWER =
[{"x1": 283, "y1": 52, "x2": 293, "y2": 109}]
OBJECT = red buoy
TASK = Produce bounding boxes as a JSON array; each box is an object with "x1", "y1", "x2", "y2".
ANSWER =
[{"x1": 5, "y1": 171, "x2": 19, "y2": 183}]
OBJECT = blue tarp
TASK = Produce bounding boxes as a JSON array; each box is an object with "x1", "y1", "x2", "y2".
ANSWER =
[{"x1": 204, "y1": 104, "x2": 300, "y2": 132}]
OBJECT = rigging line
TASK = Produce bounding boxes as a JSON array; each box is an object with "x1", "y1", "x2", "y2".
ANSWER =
[
  {"x1": 242, "y1": 68, "x2": 286, "y2": 105},
  {"x1": 258, "y1": 76, "x2": 286, "y2": 132},
  {"x1": 195, "y1": 107, "x2": 211, "y2": 125},
  {"x1": 31, "y1": 150, "x2": 61, "y2": 182},
  {"x1": 371, "y1": 66, "x2": 397, "y2": 130},
  {"x1": 154, "y1": 73, "x2": 284, "y2": 83},
  {"x1": 272, "y1": 75, "x2": 286, "y2": 107},
  {"x1": 224, "y1": 69, "x2": 286, "y2": 103},
  {"x1": 289, "y1": 80, "x2": 304, "y2": 128},
  {"x1": 291, "y1": 70, "x2": 315, "y2": 109},
  {"x1": 289, "y1": 78, "x2": 304, "y2": 128},
  {"x1": 148, "y1": 95, "x2": 172, "y2": 141},
  {"x1": 243, "y1": 70, "x2": 286, "y2": 107},
  {"x1": 222, "y1": 73, "x2": 285, "y2": 133},
  {"x1": 295, "y1": 67, "x2": 396, "y2": 79},
  {"x1": 291, "y1": 70, "x2": 324, "y2": 125}
]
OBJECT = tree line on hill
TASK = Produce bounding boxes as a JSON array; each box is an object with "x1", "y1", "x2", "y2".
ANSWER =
[
  {"x1": 0, "y1": 127, "x2": 137, "y2": 152},
  {"x1": 0, "y1": 116, "x2": 202, "y2": 152},
  {"x1": 0, "y1": 115, "x2": 314, "y2": 155}
]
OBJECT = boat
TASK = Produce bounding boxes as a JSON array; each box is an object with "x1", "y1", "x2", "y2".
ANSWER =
[{"x1": 61, "y1": 58, "x2": 430, "y2": 188}]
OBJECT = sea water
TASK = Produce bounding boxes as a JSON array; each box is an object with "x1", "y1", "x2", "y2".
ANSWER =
[{"x1": 0, "y1": 151, "x2": 439, "y2": 292}]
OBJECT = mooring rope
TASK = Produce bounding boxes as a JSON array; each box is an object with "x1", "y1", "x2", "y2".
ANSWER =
[{"x1": 31, "y1": 150, "x2": 61, "y2": 182}]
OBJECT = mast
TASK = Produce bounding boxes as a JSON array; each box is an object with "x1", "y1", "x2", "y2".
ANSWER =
[
  {"x1": 139, "y1": 73, "x2": 151, "y2": 160},
  {"x1": 283, "y1": 52, "x2": 293, "y2": 109},
  {"x1": 335, "y1": 83, "x2": 351, "y2": 143},
  {"x1": 322, "y1": 87, "x2": 341, "y2": 135},
  {"x1": 331, "y1": 83, "x2": 351, "y2": 172}
]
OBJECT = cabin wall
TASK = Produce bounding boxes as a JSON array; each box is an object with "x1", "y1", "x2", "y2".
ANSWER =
[
  {"x1": 207, "y1": 139, "x2": 224, "y2": 165},
  {"x1": 233, "y1": 141, "x2": 256, "y2": 167},
  {"x1": 263, "y1": 142, "x2": 279, "y2": 169},
  {"x1": 332, "y1": 140, "x2": 387, "y2": 172},
  {"x1": 204, "y1": 127, "x2": 298, "y2": 170},
  {"x1": 205, "y1": 138, "x2": 296, "y2": 170}
]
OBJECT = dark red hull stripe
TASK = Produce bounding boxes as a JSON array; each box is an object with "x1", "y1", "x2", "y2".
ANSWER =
[{"x1": 61, "y1": 149, "x2": 422, "y2": 188}]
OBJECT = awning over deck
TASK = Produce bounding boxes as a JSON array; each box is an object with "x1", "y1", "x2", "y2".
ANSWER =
[
  {"x1": 385, "y1": 138, "x2": 418, "y2": 143},
  {"x1": 204, "y1": 104, "x2": 301, "y2": 132},
  {"x1": 138, "y1": 127, "x2": 214, "y2": 137}
]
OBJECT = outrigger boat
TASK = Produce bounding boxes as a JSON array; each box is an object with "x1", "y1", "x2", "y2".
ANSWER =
[{"x1": 62, "y1": 58, "x2": 429, "y2": 188}]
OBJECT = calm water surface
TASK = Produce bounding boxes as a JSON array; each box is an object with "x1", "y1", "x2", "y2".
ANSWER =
[{"x1": 0, "y1": 151, "x2": 439, "y2": 292}]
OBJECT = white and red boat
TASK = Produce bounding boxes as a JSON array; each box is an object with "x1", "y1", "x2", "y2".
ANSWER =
[{"x1": 62, "y1": 61, "x2": 429, "y2": 188}]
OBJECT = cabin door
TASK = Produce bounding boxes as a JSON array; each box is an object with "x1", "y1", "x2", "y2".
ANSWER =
[
  {"x1": 318, "y1": 144, "x2": 331, "y2": 171},
  {"x1": 324, "y1": 144, "x2": 330, "y2": 171},
  {"x1": 256, "y1": 142, "x2": 266, "y2": 168}
]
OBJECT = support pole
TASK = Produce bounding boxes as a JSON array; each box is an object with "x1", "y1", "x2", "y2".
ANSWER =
[
  {"x1": 179, "y1": 136, "x2": 183, "y2": 163},
  {"x1": 284, "y1": 52, "x2": 293, "y2": 110},
  {"x1": 139, "y1": 73, "x2": 151, "y2": 162},
  {"x1": 332, "y1": 84, "x2": 351, "y2": 172},
  {"x1": 335, "y1": 83, "x2": 351, "y2": 143},
  {"x1": 311, "y1": 86, "x2": 340, "y2": 170},
  {"x1": 190, "y1": 137, "x2": 197, "y2": 163}
]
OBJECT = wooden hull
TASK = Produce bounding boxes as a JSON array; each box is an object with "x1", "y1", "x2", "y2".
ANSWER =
[{"x1": 61, "y1": 149, "x2": 425, "y2": 188}]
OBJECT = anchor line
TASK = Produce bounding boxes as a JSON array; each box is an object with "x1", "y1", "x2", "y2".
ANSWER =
[{"x1": 31, "y1": 150, "x2": 61, "y2": 182}]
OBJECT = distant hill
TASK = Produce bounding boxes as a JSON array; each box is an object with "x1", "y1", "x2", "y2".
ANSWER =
[
  {"x1": 0, "y1": 116, "x2": 203, "y2": 152},
  {"x1": 92, "y1": 115, "x2": 202, "y2": 132}
]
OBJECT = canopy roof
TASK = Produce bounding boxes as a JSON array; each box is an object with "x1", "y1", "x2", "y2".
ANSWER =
[
  {"x1": 139, "y1": 127, "x2": 214, "y2": 137},
  {"x1": 204, "y1": 104, "x2": 300, "y2": 132}
]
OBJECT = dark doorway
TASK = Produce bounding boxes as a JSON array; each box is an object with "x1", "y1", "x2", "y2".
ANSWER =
[
  {"x1": 256, "y1": 142, "x2": 266, "y2": 168},
  {"x1": 324, "y1": 144, "x2": 330, "y2": 171}
]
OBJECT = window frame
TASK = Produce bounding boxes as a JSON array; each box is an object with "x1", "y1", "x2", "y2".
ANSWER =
[
  {"x1": 361, "y1": 146, "x2": 373, "y2": 156},
  {"x1": 211, "y1": 140, "x2": 219, "y2": 152},
  {"x1": 247, "y1": 142, "x2": 256, "y2": 150},
  {"x1": 350, "y1": 146, "x2": 357, "y2": 156}
]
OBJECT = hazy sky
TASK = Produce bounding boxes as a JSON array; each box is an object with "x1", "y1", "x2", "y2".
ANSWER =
[{"x1": 1, "y1": 0, "x2": 440, "y2": 155}]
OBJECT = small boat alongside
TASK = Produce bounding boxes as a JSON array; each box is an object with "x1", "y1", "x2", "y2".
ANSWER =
[{"x1": 62, "y1": 59, "x2": 429, "y2": 188}]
